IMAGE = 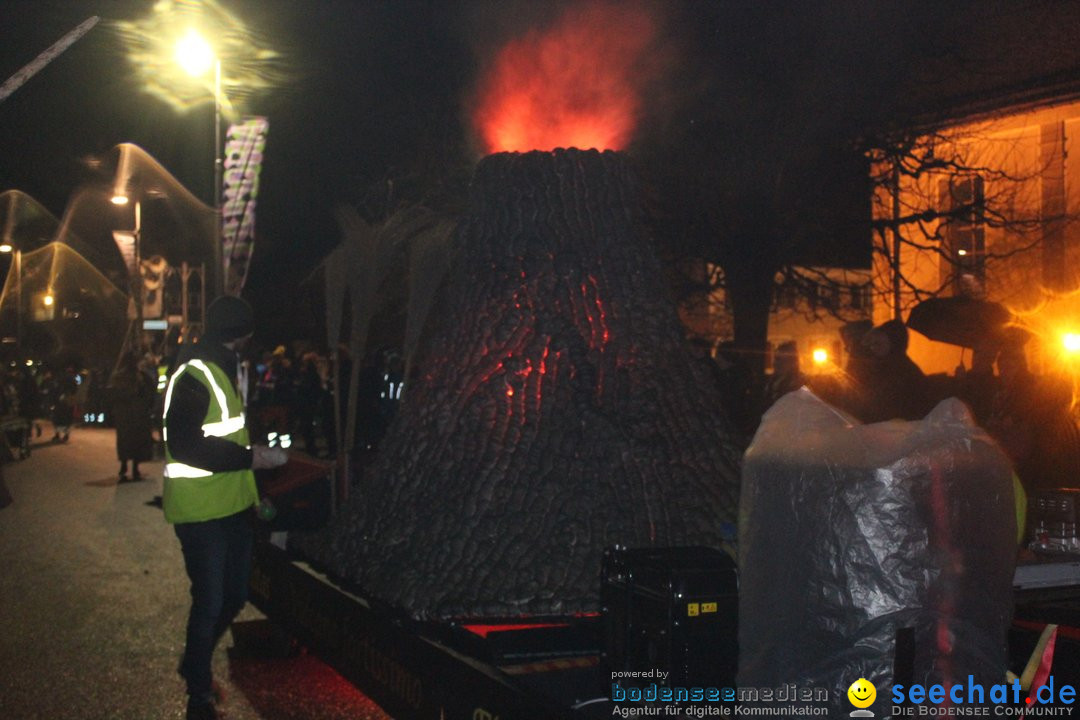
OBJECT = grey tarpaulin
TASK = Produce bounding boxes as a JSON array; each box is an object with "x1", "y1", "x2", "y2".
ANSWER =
[{"x1": 738, "y1": 388, "x2": 1015, "y2": 716}]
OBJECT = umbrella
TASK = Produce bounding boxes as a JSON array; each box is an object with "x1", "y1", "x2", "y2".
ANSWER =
[{"x1": 906, "y1": 296, "x2": 1012, "y2": 347}]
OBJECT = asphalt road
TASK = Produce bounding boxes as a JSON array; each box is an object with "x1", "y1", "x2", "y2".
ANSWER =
[{"x1": 0, "y1": 422, "x2": 389, "y2": 720}]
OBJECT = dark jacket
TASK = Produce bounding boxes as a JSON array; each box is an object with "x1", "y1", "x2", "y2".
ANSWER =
[
  {"x1": 109, "y1": 366, "x2": 154, "y2": 462},
  {"x1": 858, "y1": 353, "x2": 934, "y2": 423}
]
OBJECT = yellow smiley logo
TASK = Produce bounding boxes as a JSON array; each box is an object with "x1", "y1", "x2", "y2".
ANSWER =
[{"x1": 847, "y1": 678, "x2": 876, "y2": 709}]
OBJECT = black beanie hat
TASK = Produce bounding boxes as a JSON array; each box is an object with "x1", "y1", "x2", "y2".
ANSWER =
[{"x1": 206, "y1": 295, "x2": 254, "y2": 341}]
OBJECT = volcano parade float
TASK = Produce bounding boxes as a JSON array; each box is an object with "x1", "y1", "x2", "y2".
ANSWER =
[{"x1": 300, "y1": 1, "x2": 741, "y2": 621}]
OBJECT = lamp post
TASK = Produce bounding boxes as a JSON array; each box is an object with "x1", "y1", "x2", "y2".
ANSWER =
[
  {"x1": 0, "y1": 193, "x2": 22, "y2": 360},
  {"x1": 175, "y1": 29, "x2": 224, "y2": 297},
  {"x1": 0, "y1": 244, "x2": 22, "y2": 360},
  {"x1": 111, "y1": 194, "x2": 143, "y2": 353}
]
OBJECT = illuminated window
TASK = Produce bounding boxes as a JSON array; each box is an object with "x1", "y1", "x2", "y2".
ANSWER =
[
  {"x1": 773, "y1": 283, "x2": 799, "y2": 310},
  {"x1": 939, "y1": 175, "x2": 986, "y2": 294},
  {"x1": 826, "y1": 285, "x2": 841, "y2": 312},
  {"x1": 849, "y1": 283, "x2": 871, "y2": 310}
]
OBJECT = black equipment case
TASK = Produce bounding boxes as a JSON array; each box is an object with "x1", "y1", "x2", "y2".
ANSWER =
[{"x1": 601, "y1": 545, "x2": 738, "y2": 688}]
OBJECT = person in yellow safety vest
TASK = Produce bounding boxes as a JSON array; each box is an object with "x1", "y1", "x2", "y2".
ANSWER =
[{"x1": 162, "y1": 295, "x2": 287, "y2": 720}]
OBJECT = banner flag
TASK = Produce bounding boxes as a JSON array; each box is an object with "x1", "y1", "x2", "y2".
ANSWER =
[{"x1": 221, "y1": 117, "x2": 269, "y2": 295}]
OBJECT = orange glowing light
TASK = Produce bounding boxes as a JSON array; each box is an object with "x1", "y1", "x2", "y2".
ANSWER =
[
  {"x1": 812, "y1": 348, "x2": 829, "y2": 365},
  {"x1": 1064, "y1": 333, "x2": 1080, "y2": 354},
  {"x1": 472, "y1": 1, "x2": 658, "y2": 154}
]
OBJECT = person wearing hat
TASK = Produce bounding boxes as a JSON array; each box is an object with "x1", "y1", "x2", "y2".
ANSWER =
[
  {"x1": 162, "y1": 295, "x2": 287, "y2": 720},
  {"x1": 855, "y1": 319, "x2": 935, "y2": 423}
]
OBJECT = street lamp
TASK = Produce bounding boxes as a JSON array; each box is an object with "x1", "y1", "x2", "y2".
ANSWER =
[
  {"x1": 175, "y1": 28, "x2": 224, "y2": 297},
  {"x1": 0, "y1": 243, "x2": 21, "y2": 360},
  {"x1": 110, "y1": 192, "x2": 145, "y2": 355},
  {"x1": 120, "y1": 0, "x2": 279, "y2": 297},
  {"x1": 1, "y1": 193, "x2": 22, "y2": 360}
]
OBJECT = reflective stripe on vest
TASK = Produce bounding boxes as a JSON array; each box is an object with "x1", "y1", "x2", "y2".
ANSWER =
[
  {"x1": 164, "y1": 461, "x2": 213, "y2": 479},
  {"x1": 162, "y1": 359, "x2": 247, "y2": 445}
]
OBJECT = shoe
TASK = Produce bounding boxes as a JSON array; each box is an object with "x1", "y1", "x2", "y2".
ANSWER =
[{"x1": 186, "y1": 700, "x2": 219, "y2": 720}]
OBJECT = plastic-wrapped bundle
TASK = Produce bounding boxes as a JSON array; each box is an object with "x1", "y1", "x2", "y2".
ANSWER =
[{"x1": 738, "y1": 389, "x2": 1015, "y2": 716}]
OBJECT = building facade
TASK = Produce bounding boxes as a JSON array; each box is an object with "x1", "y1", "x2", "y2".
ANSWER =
[{"x1": 873, "y1": 100, "x2": 1080, "y2": 376}]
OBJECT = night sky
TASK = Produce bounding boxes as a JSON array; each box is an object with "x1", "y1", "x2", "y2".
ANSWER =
[{"x1": 0, "y1": 0, "x2": 969, "y2": 347}]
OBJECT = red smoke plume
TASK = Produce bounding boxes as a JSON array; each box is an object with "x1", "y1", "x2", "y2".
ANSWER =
[{"x1": 472, "y1": 2, "x2": 659, "y2": 154}]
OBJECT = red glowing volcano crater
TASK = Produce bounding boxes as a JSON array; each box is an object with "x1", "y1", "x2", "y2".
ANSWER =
[{"x1": 471, "y1": 1, "x2": 658, "y2": 153}]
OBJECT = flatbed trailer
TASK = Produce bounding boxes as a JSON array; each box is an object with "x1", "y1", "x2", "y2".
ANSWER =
[
  {"x1": 249, "y1": 536, "x2": 1080, "y2": 719},
  {"x1": 247, "y1": 539, "x2": 614, "y2": 719}
]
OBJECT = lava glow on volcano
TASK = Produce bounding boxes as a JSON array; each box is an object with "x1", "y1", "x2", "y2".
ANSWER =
[{"x1": 472, "y1": 1, "x2": 659, "y2": 154}]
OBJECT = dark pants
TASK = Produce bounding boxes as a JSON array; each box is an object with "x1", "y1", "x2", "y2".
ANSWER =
[{"x1": 174, "y1": 511, "x2": 253, "y2": 703}]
